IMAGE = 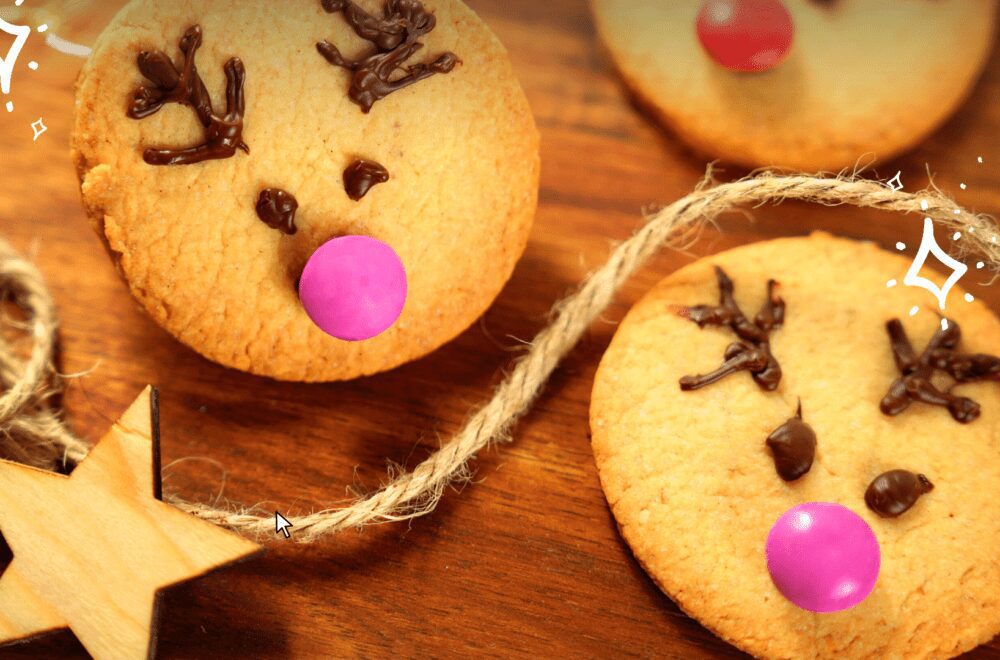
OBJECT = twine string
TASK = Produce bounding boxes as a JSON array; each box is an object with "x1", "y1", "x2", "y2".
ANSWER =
[
  {"x1": 0, "y1": 246, "x2": 89, "y2": 469},
  {"x1": 1, "y1": 173, "x2": 996, "y2": 542}
]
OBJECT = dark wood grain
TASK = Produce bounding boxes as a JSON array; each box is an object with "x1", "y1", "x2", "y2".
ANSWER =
[{"x1": 0, "y1": 1, "x2": 997, "y2": 657}]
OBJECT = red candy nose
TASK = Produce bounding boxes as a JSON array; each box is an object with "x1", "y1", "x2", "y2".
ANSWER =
[{"x1": 696, "y1": 0, "x2": 794, "y2": 72}]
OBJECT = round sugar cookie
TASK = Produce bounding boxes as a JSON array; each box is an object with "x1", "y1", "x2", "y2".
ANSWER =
[
  {"x1": 590, "y1": 233, "x2": 1000, "y2": 658},
  {"x1": 73, "y1": 0, "x2": 539, "y2": 381},
  {"x1": 590, "y1": 0, "x2": 998, "y2": 171}
]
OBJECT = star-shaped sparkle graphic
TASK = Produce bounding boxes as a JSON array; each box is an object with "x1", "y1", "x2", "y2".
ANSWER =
[
  {"x1": 886, "y1": 171, "x2": 904, "y2": 192},
  {"x1": 902, "y1": 217, "x2": 968, "y2": 310},
  {"x1": 0, "y1": 387, "x2": 261, "y2": 658},
  {"x1": 30, "y1": 117, "x2": 45, "y2": 140}
]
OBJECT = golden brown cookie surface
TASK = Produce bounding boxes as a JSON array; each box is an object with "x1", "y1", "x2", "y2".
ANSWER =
[
  {"x1": 590, "y1": 0, "x2": 997, "y2": 171},
  {"x1": 73, "y1": 0, "x2": 539, "y2": 381},
  {"x1": 590, "y1": 233, "x2": 1000, "y2": 658}
]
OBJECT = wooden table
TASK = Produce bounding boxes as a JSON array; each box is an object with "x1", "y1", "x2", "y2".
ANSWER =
[{"x1": 1, "y1": 1, "x2": 998, "y2": 657}]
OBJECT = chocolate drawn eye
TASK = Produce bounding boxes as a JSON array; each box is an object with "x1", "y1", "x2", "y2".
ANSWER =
[
  {"x1": 865, "y1": 470, "x2": 934, "y2": 518},
  {"x1": 765, "y1": 401, "x2": 816, "y2": 482},
  {"x1": 344, "y1": 159, "x2": 390, "y2": 201},
  {"x1": 256, "y1": 189, "x2": 299, "y2": 235},
  {"x1": 255, "y1": 158, "x2": 390, "y2": 236}
]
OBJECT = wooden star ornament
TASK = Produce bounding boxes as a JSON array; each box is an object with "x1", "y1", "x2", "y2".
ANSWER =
[{"x1": 0, "y1": 386, "x2": 262, "y2": 659}]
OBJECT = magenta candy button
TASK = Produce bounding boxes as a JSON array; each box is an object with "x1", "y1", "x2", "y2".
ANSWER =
[
  {"x1": 696, "y1": 0, "x2": 794, "y2": 73},
  {"x1": 298, "y1": 236, "x2": 406, "y2": 341},
  {"x1": 765, "y1": 502, "x2": 880, "y2": 613}
]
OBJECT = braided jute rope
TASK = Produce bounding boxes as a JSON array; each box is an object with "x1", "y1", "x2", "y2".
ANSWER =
[{"x1": 2, "y1": 173, "x2": 997, "y2": 542}]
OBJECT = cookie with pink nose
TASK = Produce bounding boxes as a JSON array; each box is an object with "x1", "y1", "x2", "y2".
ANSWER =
[
  {"x1": 590, "y1": 234, "x2": 1000, "y2": 658},
  {"x1": 73, "y1": 0, "x2": 539, "y2": 381}
]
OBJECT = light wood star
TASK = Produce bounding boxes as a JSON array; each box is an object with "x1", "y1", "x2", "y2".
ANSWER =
[{"x1": 0, "y1": 386, "x2": 262, "y2": 659}]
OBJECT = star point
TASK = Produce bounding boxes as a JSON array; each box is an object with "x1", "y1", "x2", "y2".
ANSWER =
[
  {"x1": 886, "y1": 171, "x2": 904, "y2": 191},
  {"x1": 0, "y1": 387, "x2": 261, "y2": 659},
  {"x1": 902, "y1": 218, "x2": 968, "y2": 310},
  {"x1": 30, "y1": 117, "x2": 46, "y2": 140}
]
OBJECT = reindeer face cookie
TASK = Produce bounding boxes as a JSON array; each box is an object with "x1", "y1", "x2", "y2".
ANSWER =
[
  {"x1": 590, "y1": 233, "x2": 1000, "y2": 658},
  {"x1": 73, "y1": 0, "x2": 538, "y2": 381},
  {"x1": 590, "y1": 0, "x2": 998, "y2": 171}
]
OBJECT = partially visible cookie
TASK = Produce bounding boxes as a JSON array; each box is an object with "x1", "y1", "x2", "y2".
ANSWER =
[
  {"x1": 73, "y1": 0, "x2": 539, "y2": 381},
  {"x1": 590, "y1": 0, "x2": 997, "y2": 171},
  {"x1": 590, "y1": 233, "x2": 1000, "y2": 658}
]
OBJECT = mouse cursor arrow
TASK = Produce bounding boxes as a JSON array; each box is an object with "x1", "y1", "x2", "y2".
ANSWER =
[{"x1": 275, "y1": 511, "x2": 293, "y2": 539}]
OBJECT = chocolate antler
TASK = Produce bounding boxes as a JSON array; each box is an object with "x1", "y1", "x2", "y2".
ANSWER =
[
  {"x1": 317, "y1": 0, "x2": 459, "y2": 113},
  {"x1": 880, "y1": 318, "x2": 998, "y2": 423},
  {"x1": 677, "y1": 267, "x2": 785, "y2": 391},
  {"x1": 128, "y1": 26, "x2": 249, "y2": 166}
]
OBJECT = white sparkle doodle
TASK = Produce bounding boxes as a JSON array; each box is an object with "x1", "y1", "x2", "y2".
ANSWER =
[
  {"x1": 886, "y1": 171, "x2": 904, "y2": 192},
  {"x1": 30, "y1": 116, "x2": 45, "y2": 140},
  {"x1": 0, "y1": 12, "x2": 31, "y2": 112},
  {"x1": 902, "y1": 218, "x2": 968, "y2": 310}
]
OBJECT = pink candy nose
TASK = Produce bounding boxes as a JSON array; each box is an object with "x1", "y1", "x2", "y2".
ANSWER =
[
  {"x1": 696, "y1": 0, "x2": 795, "y2": 73},
  {"x1": 765, "y1": 502, "x2": 880, "y2": 613},
  {"x1": 298, "y1": 236, "x2": 407, "y2": 342}
]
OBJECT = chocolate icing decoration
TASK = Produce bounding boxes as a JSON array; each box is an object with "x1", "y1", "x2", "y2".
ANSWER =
[
  {"x1": 865, "y1": 469, "x2": 934, "y2": 518},
  {"x1": 317, "y1": 0, "x2": 460, "y2": 113},
  {"x1": 344, "y1": 159, "x2": 390, "y2": 200},
  {"x1": 765, "y1": 401, "x2": 816, "y2": 481},
  {"x1": 880, "y1": 318, "x2": 998, "y2": 423},
  {"x1": 677, "y1": 267, "x2": 784, "y2": 391},
  {"x1": 129, "y1": 25, "x2": 249, "y2": 165},
  {"x1": 256, "y1": 189, "x2": 299, "y2": 235}
]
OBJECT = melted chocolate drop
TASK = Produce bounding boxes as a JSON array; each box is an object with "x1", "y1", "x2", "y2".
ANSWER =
[
  {"x1": 865, "y1": 470, "x2": 934, "y2": 518},
  {"x1": 344, "y1": 160, "x2": 390, "y2": 201},
  {"x1": 765, "y1": 402, "x2": 816, "y2": 481},
  {"x1": 677, "y1": 267, "x2": 784, "y2": 392},
  {"x1": 256, "y1": 189, "x2": 299, "y2": 235},
  {"x1": 129, "y1": 25, "x2": 249, "y2": 165}
]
